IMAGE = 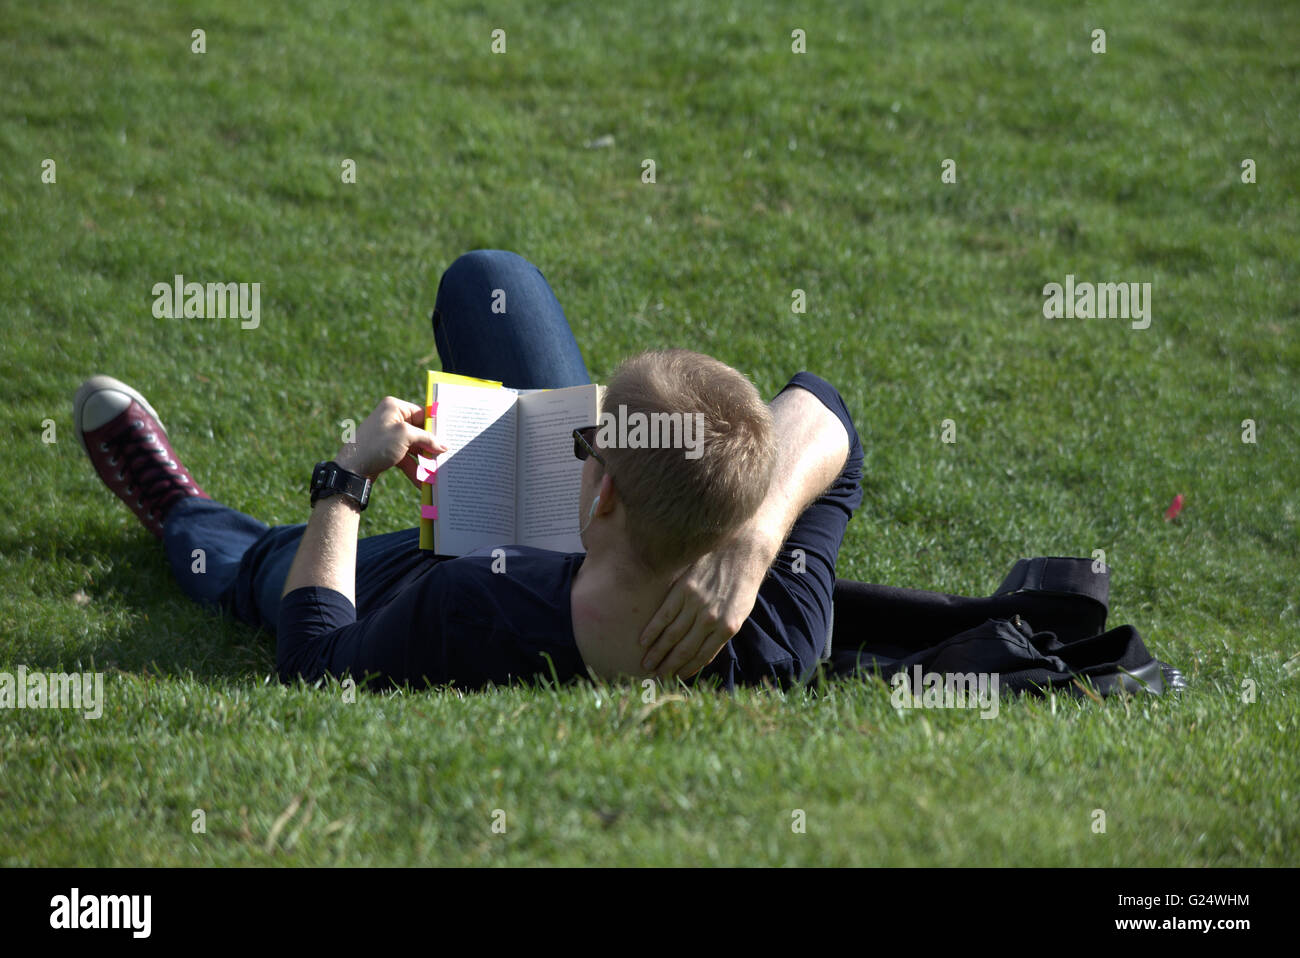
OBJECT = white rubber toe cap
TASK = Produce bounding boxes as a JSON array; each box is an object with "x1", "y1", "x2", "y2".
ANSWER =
[{"x1": 73, "y1": 375, "x2": 167, "y2": 456}]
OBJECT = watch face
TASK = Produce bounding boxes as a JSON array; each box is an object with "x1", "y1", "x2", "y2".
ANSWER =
[
  {"x1": 310, "y1": 462, "x2": 334, "y2": 502},
  {"x1": 310, "y1": 462, "x2": 367, "y2": 509}
]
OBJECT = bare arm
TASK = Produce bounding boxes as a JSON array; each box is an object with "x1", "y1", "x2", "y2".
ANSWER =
[
  {"x1": 638, "y1": 383, "x2": 850, "y2": 676},
  {"x1": 739, "y1": 384, "x2": 851, "y2": 565},
  {"x1": 281, "y1": 397, "x2": 445, "y2": 603},
  {"x1": 281, "y1": 494, "x2": 364, "y2": 603}
]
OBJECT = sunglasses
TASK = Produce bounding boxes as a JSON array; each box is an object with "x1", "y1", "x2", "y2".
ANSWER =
[{"x1": 572, "y1": 426, "x2": 607, "y2": 467}]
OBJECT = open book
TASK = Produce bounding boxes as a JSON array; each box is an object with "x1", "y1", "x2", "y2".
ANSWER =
[{"x1": 418, "y1": 372, "x2": 603, "y2": 555}]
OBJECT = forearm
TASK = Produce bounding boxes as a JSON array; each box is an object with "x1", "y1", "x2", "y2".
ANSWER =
[
  {"x1": 280, "y1": 495, "x2": 362, "y2": 604},
  {"x1": 743, "y1": 384, "x2": 851, "y2": 562}
]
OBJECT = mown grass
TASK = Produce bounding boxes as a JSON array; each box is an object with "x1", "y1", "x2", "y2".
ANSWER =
[{"x1": 1, "y1": 0, "x2": 1297, "y2": 865}]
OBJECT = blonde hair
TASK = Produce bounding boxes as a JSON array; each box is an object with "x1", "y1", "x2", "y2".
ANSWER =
[{"x1": 598, "y1": 349, "x2": 776, "y2": 573}]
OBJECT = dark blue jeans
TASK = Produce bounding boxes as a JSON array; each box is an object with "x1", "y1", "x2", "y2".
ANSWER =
[{"x1": 163, "y1": 250, "x2": 592, "y2": 631}]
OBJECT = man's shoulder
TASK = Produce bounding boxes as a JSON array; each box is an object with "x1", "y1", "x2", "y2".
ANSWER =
[
  {"x1": 399, "y1": 549, "x2": 587, "y2": 687},
  {"x1": 443, "y1": 545, "x2": 581, "y2": 578},
  {"x1": 432, "y1": 547, "x2": 582, "y2": 616}
]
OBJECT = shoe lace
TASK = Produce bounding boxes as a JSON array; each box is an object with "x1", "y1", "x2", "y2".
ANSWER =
[{"x1": 103, "y1": 419, "x2": 189, "y2": 519}]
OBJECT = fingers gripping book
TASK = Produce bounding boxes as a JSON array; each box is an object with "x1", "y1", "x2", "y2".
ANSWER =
[{"x1": 417, "y1": 371, "x2": 604, "y2": 555}]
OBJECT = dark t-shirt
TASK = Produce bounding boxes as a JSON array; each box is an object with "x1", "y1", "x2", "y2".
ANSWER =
[{"x1": 276, "y1": 372, "x2": 864, "y2": 691}]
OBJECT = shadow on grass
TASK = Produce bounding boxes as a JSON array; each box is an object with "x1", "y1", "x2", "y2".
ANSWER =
[{"x1": 4, "y1": 524, "x2": 277, "y2": 682}]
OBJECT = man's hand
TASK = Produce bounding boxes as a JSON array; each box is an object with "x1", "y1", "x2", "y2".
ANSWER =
[
  {"x1": 334, "y1": 396, "x2": 447, "y2": 487},
  {"x1": 638, "y1": 527, "x2": 779, "y2": 679}
]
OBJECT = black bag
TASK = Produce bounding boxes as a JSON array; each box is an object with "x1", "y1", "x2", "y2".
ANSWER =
[{"x1": 823, "y1": 556, "x2": 1186, "y2": 697}]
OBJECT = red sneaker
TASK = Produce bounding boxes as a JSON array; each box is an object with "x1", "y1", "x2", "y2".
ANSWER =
[{"x1": 74, "y1": 375, "x2": 210, "y2": 538}]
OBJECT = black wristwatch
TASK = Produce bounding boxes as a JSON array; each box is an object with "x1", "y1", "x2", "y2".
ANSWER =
[{"x1": 310, "y1": 460, "x2": 372, "y2": 511}]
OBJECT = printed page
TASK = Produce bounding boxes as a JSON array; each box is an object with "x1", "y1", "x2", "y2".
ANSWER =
[
  {"x1": 432, "y1": 383, "x2": 519, "y2": 555},
  {"x1": 515, "y1": 384, "x2": 600, "y2": 552}
]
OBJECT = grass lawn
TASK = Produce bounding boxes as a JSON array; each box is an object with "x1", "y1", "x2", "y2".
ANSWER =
[{"x1": 1, "y1": 0, "x2": 1297, "y2": 866}]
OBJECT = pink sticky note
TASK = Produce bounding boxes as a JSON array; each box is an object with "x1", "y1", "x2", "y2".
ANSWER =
[
  {"x1": 416, "y1": 454, "x2": 438, "y2": 483},
  {"x1": 420, "y1": 504, "x2": 438, "y2": 520}
]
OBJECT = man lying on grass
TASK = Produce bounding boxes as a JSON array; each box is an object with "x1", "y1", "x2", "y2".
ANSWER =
[{"x1": 73, "y1": 250, "x2": 862, "y2": 691}]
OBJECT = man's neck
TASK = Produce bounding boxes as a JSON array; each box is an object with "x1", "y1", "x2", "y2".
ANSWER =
[{"x1": 570, "y1": 546, "x2": 680, "y2": 680}]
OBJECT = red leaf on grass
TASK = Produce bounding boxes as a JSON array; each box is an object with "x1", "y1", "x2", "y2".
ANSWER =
[{"x1": 1164, "y1": 493, "x2": 1185, "y2": 521}]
